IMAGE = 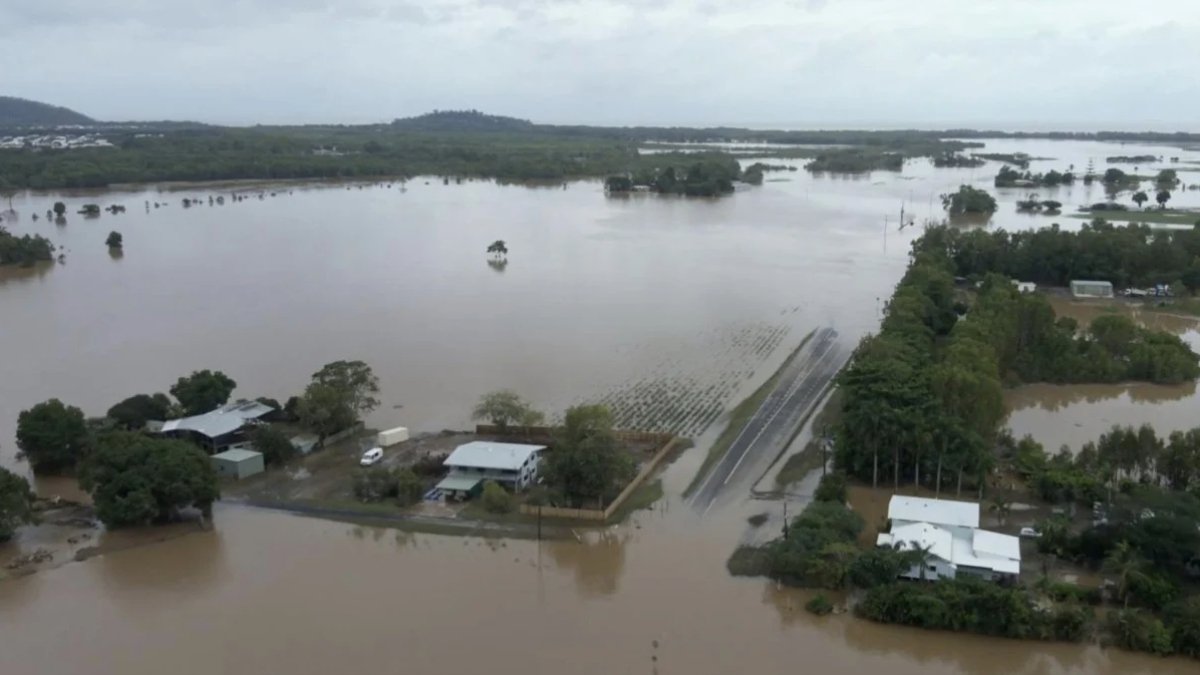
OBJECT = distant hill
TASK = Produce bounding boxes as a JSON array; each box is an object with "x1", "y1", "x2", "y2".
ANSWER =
[
  {"x1": 391, "y1": 109, "x2": 534, "y2": 133},
  {"x1": 0, "y1": 96, "x2": 95, "y2": 127}
]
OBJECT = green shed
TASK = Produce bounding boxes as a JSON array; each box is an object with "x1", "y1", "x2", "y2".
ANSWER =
[{"x1": 211, "y1": 448, "x2": 265, "y2": 480}]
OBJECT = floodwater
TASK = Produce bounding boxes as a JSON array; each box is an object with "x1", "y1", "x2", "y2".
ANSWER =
[
  {"x1": 4, "y1": 137, "x2": 1200, "y2": 673},
  {"x1": 1006, "y1": 298, "x2": 1200, "y2": 452}
]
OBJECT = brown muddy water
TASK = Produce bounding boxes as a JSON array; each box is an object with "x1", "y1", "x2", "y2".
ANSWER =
[
  {"x1": 1006, "y1": 298, "x2": 1200, "y2": 453},
  {"x1": 3, "y1": 138, "x2": 1200, "y2": 673}
]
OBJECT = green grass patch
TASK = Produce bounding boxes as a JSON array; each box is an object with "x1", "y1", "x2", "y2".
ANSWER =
[
  {"x1": 1070, "y1": 209, "x2": 1200, "y2": 225},
  {"x1": 684, "y1": 330, "x2": 815, "y2": 496}
]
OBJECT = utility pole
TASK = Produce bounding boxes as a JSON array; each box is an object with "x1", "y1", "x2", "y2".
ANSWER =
[{"x1": 781, "y1": 501, "x2": 789, "y2": 540}]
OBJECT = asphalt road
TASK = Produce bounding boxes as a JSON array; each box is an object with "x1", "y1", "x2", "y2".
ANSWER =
[{"x1": 689, "y1": 327, "x2": 847, "y2": 515}]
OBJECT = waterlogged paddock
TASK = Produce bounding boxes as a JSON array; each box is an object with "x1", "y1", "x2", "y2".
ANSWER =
[{"x1": 5, "y1": 137, "x2": 1200, "y2": 674}]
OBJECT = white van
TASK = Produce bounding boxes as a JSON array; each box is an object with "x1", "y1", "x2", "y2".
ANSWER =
[{"x1": 359, "y1": 447, "x2": 383, "y2": 466}]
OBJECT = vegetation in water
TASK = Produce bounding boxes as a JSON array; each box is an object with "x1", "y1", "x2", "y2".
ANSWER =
[
  {"x1": 0, "y1": 227, "x2": 55, "y2": 267},
  {"x1": 0, "y1": 468, "x2": 36, "y2": 543},
  {"x1": 16, "y1": 399, "x2": 91, "y2": 474},
  {"x1": 106, "y1": 393, "x2": 173, "y2": 430},
  {"x1": 941, "y1": 185, "x2": 997, "y2": 214},
  {"x1": 932, "y1": 153, "x2": 985, "y2": 168},
  {"x1": 994, "y1": 165, "x2": 1075, "y2": 188},
  {"x1": 805, "y1": 149, "x2": 903, "y2": 173},
  {"x1": 79, "y1": 432, "x2": 219, "y2": 528},
  {"x1": 472, "y1": 390, "x2": 545, "y2": 432},
  {"x1": 105, "y1": 231, "x2": 123, "y2": 249}
]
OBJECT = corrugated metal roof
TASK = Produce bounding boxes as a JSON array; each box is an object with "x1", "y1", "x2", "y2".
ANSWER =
[
  {"x1": 880, "y1": 522, "x2": 954, "y2": 562},
  {"x1": 972, "y1": 529, "x2": 1022, "y2": 560},
  {"x1": 436, "y1": 475, "x2": 484, "y2": 492},
  {"x1": 888, "y1": 496, "x2": 979, "y2": 529},
  {"x1": 159, "y1": 400, "x2": 274, "y2": 439},
  {"x1": 443, "y1": 441, "x2": 545, "y2": 471},
  {"x1": 212, "y1": 448, "x2": 263, "y2": 463}
]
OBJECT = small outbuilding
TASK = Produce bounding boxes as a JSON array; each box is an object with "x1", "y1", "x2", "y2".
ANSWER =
[
  {"x1": 211, "y1": 448, "x2": 265, "y2": 480},
  {"x1": 1070, "y1": 279, "x2": 1114, "y2": 299}
]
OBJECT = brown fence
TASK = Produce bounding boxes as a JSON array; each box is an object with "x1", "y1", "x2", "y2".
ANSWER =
[{"x1": 516, "y1": 434, "x2": 681, "y2": 523}]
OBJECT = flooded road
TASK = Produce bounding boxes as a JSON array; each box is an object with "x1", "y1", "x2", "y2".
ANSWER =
[{"x1": 4, "y1": 138, "x2": 1200, "y2": 673}]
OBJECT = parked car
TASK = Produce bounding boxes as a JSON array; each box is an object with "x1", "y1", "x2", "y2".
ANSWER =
[
  {"x1": 360, "y1": 447, "x2": 383, "y2": 466},
  {"x1": 1019, "y1": 527, "x2": 1041, "y2": 539}
]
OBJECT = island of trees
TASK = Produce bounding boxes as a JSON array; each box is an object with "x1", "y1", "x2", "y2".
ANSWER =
[
  {"x1": 0, "y1": 227, "x2": 54, "y2": 267},
  {"x1": 994, "y1": 165, "x2": 1076, "y2": 188}
]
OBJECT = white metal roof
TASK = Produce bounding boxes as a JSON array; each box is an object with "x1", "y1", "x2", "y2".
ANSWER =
[
  {"x1": 443, "y1": 441, "x2": 545, "y2": 471},
  {"x1": 888, "y1": 496, "x2": 980, "y2": 529},
  {"x1": 159, "y1": 400, "x2": 273, "y2": 439},
  {"x1": 880, "y1": 522, "x2": 954, "y2": 562},
  {"x1": 212, "y1": 448, "x2": 263, "y2": 463}
]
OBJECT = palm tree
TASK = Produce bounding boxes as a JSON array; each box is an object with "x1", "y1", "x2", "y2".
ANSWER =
[
  {"x1": 486, "y1": 240, "x2": 508, "y2": 259},
  {"x1": 907, "y1": 541, "x2": 937, "y2": 581},
  {"x1": 989, "y1": 492, "x2": 1012, "y2": 526},
  {"x1": 1102, "y1": 540, "x2": 1146, "y2": 608}
]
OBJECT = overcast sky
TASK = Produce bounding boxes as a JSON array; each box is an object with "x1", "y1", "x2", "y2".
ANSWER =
[{"x1": 3, "y1": 0, "x2": 1198, "y2": 129}]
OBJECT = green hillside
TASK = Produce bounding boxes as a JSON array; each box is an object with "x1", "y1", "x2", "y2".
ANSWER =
[{"x1": 0, "y1": 96, "x2": 95, "y2": 127}]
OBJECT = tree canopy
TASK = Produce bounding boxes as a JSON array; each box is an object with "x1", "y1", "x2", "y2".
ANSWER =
[
  {"x1": 941, "y1": 185, "x2": 997, "y2": 214},
  {"x1": 0, "y1": 226, "x2": 55, "y2": 267},
  {"x1": 542, "y1": 404, "x2": 635, "y2": 508},
  {"x1": 16, "y1": 399, "x2": 91, "y2": 474},
  {"x1": 170, "y1": 369, "x2": 237, "y2": 416},
  {"x1": 79, "y1": 432, "x2": 219, "y2": 528},
  {"x1": 106, "y1": 393, "x2": 172, "y2": 430},
  {"x1": 472, "y1": 390, "x2": 543, "y2": 431},
  {"x1": 0, "y1": 467, "x2": 36, "y2": 542}
]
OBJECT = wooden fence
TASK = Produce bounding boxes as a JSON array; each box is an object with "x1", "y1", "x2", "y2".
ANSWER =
[{"x1": 515, "y1": 434, "x2": 681, "y2": 523}]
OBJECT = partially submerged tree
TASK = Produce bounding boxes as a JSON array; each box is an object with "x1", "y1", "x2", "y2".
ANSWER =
[
  {"x1": 105, "y1": 231, "x2": 123, "y2": 249},
  {"x1": 16, "y1": 399, "x2": 91, "y2": 474},
  {"x1": 170, "y1": 370, "x2": 237, "y2": 416},
  {"x1": 80, "y1": 432, "x2": 219, "y2": 528},
  {"x1": 1156, "y1": 189, "x2": 1172, "y2": 209},
  {"x1": 52, "y1": 201, "x2": 66, "y2": 217},
  {"x1": 0, "y1": 467, "x2": 36, "y2": 542},
  {"x1": 472, "y1": 390, "x2": 543, "y2": 432},
  {"x1": 1132, "y1": 191, "x2": 1149, "y2": 209},
  {"x1": 298, "y1": 360, "x2": 380, "y2": 439},
  {"x1": 487, "y1": 240, "x2": 508, "y2": 259},
  {"x1": 940, "y1": 185, "x2": 997, "y2": 215}
]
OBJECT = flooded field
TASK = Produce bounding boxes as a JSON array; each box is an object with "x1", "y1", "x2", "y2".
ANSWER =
[
  {"x1": 1006, "y1": 297, "x2": 1200, "y2": 452},
  {"x1": 4, "y1": 137, "x2": 1200, "y2": 673}
]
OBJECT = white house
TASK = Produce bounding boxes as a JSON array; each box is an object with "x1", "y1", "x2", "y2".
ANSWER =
[
  {"x1": 876, "y1": 496, "x2": 1021, "y2": 582},
  {"x1": 435, "y1": 441, "x2": 545, "y2": 501}
]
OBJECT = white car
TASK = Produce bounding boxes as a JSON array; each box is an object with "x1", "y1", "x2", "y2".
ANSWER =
[
  {"x1": 359, "y1": 447, "x2": 383, "y2": 466},
  {"x1": 1019, "y1": 527, "x2": 1041, "y2": 539}
]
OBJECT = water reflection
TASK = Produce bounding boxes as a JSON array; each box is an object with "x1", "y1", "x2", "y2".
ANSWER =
[
  {"x1": 547, "y1": 529, "x2": 629, "y2": 597},
  {"x1": 108, "y1": 247, "x2": 124, "y2": 261},
  {"x1": 95, "y1": 526, "x2": 224, "y2": 595},
  {"x1": 486, "y1": 258, "x2": 508, "y2": 273},
  {"x1": 1007, "y1": 381, "x2": 1197, "y2": 413}
]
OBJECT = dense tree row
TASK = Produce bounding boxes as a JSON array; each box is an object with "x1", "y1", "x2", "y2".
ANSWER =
[
  {"x1": 941, "y1": 185, "x2": 997, "y2": 214},
  {"x1": 804, "y1": 149, "x2": 904, "y2": 173},
  {"x1": 937, "y1": 221, "x2": 1200, "y2": 291},
  {"x1": 994, "y1": 165, "x2": 1075, "y2": 188},
  {"x1": 605, "y1": 156, "x2": 743, "y2": 196},
  {"x1": 834, "y1": 226, "x2": 1200, "y2": 493},
  {"x1": 0, "y1": 226, "x2": 54, "y2": 266}
]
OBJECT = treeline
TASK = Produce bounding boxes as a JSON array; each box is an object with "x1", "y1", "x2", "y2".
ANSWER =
[
  {"x1": 0, "y1": 226, "x2": 55, "y2": 266},
  {"x1": 994, "y1": 165, "x2": 1076, "y2": 188},
  {"x1": 805, "y1": 149, "x2": 904, "y2": 173},
  {"x1": 938, "y1": 220, "x2": 1200, "y2": 290},
  {"x1": 604, "y1": 155, "x2": 743, "y2": 197},
  {"x1": 834, "y1": 225, "x2": 1200, "y2": 492},
  {"x1": 0, "y1": 119, "x2": 980, "y2": 189},
  {"x1": 932, "y1": 153, "x2": 985, "y2": 168}
]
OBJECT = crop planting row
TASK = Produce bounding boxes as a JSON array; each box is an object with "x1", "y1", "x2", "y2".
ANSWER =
[{"x1": 560, "y1": 318, "x2": 802, "y2": 437}]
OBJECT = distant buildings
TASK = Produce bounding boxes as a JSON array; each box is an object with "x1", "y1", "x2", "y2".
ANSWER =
[
  {"x1": 0, "y1": 134, "x2": 113, "y2": 149},
  {"x1": 1070, "y1": 279, "x2": 1114, "y2": 299},
  {"x1": 434, "y1": 441, "x2": 545, "y2": 501},
  {"x1": 876, "y1": 495, "x2": 1021, "y2": 582}
]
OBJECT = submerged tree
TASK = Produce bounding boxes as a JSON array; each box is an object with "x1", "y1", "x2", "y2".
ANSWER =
[
  {"x1": 105, "y1": 231, "x2": 123, "y2": 249},
  {"x1": 0, "y1": 467, "x2": 36, "y2": 542},
  {"x1": 487, "y1": 240, "x2": 508, "y2": 259},
  {"x1": 16, "y1": 399, "x2": 91, "y2": 474},
  {"x1": 170, "y1": 370, "x2": 237, "y2": 416},
  {"x1": 472, "y1": 390, "x2": 543, "y2": 432}
]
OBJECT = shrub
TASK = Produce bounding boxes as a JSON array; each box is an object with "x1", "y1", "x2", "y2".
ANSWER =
[
  {"x1": 1043, "y1": 581, "x2": 1102, "y2": 606},
  {"x1": 805, "y1": 594, "x2": 834, "y2": 616},
  {"x1": 480, "y1": 480, "x2": 515, "y2": 514},
  {"x1": 353, "y1": 467, "x2": 397, "y2": 502},
  {"x1": 251, "y1": 425, "x2": 296, "y2": 466},
  {"x1": 1165, "y1": 596, "x2": 1200, "y2": 658},
  {"x1": 1106, "y1": 609, "x2": 1173, "y2": 655},
  {"x1": 1049, "y1": 604, "x2": 1093, "y2": 642},
  {"x1": 395, "y1": 469, "x2": 423, "y2": 507},
  {"x1": 813, "y1": 473, "x2": 847, "y2": 503}
]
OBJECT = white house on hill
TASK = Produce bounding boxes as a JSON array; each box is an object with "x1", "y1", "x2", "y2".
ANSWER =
[{"x1": 876, "y1": 495, "x2": 1021, "y2": 582}]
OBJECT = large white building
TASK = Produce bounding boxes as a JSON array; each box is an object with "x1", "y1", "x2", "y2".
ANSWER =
[
  {"x1": 876, "y1": 496, "x2": 1021, "y2": 582},
  {"x1": 435, "y1": 441, "x2": 545, "y2": 500}
]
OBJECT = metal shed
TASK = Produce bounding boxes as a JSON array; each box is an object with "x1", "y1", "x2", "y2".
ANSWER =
[
  {"x1": 1070, "y1": 279, "x2": 1114, "y2": 298},
  {"x1": 211, "y1": 448, "x2": 265, "y2": 480}
]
